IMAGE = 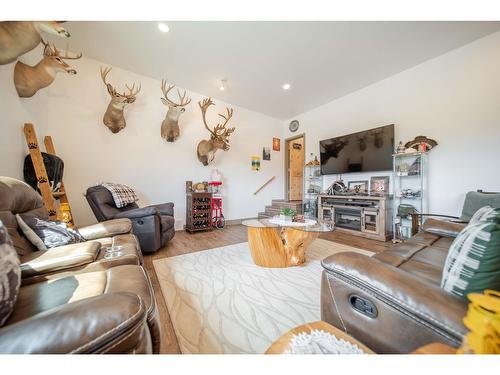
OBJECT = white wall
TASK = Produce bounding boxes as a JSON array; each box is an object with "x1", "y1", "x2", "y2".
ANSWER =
[
  {"x1": 0, "y1": 46, "x2": 49, "y2": 180},
  {"x1": 284, "y1": 31, "x2": 500, "y2": 217},
  {"x1": 42, "y1": 56, "x2": 284, "y2": 227}
]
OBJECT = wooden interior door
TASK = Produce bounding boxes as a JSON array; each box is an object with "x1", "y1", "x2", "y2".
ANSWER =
[{"x1": 288, "y1": 137, "x2": 304, "y2": 201}]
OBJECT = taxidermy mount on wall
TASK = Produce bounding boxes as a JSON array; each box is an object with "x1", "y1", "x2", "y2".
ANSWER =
[
  {"x1": 14, "y1": 40, "x2": 82, "y2": 97},
  {"x1": 197, "y1": 98, "x2": 236, "y2": 166},
  {"x1": 0, "y1": 21, "x2": 70, "y2": 65},
  {"x1": 160, "y1": 79, "x2": 191, "y2": 142},
  {"x1": 100, "y1": 66, "x2": 141, "y2": 134}
]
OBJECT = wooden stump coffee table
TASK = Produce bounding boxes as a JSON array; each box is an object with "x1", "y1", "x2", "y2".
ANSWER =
[{"x1": 242, "y1": 217, "x2": 333, "y2": 268}]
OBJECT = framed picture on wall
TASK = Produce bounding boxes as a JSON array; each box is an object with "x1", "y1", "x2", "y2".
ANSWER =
[
  {"x1": 272, "y1": 137, "x2": 280, "y2": 151},
  {"x1": 348, "y1": 180, "x2": 368, "y2": 193},
  {"x1": 263, "y1": 147, "x2": 271, "y2": 161},
  {"x1": 370, "y1": 176, "x2": 390, "y2": 194}
]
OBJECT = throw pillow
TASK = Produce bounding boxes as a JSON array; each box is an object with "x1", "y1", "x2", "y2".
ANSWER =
[
  {"x1": 16, "y1": 214, "x2": 48, "y2": 251},
  {"x1": 469, "y1": 205, "x2": 500, "y2": 225},
  {"x1": 16, "y1": 214, "x2": 85, "y2": 250},
  {"x1": 441, "y1": 221, "x2": 500, "y2": 300},
  {"x1": 0, "y1": 220, "x2": 21, "y2": 327}
]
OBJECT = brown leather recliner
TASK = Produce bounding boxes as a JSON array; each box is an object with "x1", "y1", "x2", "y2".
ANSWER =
[
  {"x1": 85, "y1": 185, "x2": 175, "y2": 253},
  {"x1": 0, "y1": 176, "x2": 161, "y2": 353},
  {"x1": 321, "y1": 219, "x2": 469, "y2": 353},
  {"x1": 0, "y1": 223, "x2": 153, "y2": 353}
]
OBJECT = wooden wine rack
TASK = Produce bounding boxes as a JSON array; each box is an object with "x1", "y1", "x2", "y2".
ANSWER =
[{"x1": 185, "y1": 192, "x2": 213, "y2": 233}]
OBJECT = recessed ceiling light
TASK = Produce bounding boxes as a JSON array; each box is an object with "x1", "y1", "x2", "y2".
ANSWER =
[
  {"x1": 219, "y1": 79, "x2": 227, "y2": 91},
  {"x1": 158, "y1": 23, "x2": 169, "y2": 33},
  {"x1": 282, "y1": 83, "x2": 291, "y2": 90}
]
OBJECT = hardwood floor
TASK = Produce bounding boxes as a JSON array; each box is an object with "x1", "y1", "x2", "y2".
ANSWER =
[{"x1": 142, "y1": 224, "x2": 394, "y2": 354}]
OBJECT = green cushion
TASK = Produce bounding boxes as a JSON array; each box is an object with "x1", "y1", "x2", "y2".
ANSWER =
[
  {"x1": 460, "y1": 191, "x2": 500, "y2": 222},
  {"x1": 441, "y1": 221, "x2": 500, "y2": 300}
]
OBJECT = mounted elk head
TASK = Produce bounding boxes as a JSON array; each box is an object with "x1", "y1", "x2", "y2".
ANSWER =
[
  {"x1": 100, "y1": 66, "x2": 141, "y2": 134},
  {"x1": 0, "y1": 21, "x2": 70, "y2": 65},
  {"x1": 197, "y1": 98, "x2": 236, "y2": 166},
  {"x1": 14, "y1": 40, "x2": 82, "y2": 98},
  {"x1": 160, "y1": 79, "x2": 191, "y2": 142}
]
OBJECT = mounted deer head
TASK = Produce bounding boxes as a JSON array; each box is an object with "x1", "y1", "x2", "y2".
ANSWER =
[
  {"x1": 100, "y1": 66, "x2": 141, "y2": 134},
  {"x1": 0, "y1": 21, "x2": 70, "y2": 65},
  {"x1": 160, "y1": 79, "x2": 191, "y2": 142},
  {"x1": 14, "y1": 40, "x2": 82, "y2": 97},
  {"x1": 196, "y1": 98, "x2": 236, "y2": 166},
  {"x1": 372, "y1": 129, "x2": 384, "y2": 148},
  {"x1": 323, "y1": 138, "x2": 348, "y2": 158}
]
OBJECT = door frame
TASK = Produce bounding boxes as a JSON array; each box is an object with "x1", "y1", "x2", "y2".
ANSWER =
[{"x1": 284, "y1": 133, "x2": 306, "y2": 201}]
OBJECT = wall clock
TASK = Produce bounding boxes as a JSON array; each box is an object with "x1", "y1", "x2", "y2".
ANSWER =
[{"x1": 289, "y1": 120, "x2": 299, "y2": 132}]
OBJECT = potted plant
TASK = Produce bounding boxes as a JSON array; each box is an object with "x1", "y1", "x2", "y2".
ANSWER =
[{"x1": 280, "y1": 207, "x2": 296, "y2": 222}]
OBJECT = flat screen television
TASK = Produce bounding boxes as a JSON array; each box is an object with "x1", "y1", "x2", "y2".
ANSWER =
[{"x1": 319, "y1": 124, "x2": 394, "y2": 175}]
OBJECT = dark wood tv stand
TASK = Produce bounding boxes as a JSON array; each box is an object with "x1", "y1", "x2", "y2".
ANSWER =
[{"x1": 318, "y1": 194, "x2": 392, "y2": 241}]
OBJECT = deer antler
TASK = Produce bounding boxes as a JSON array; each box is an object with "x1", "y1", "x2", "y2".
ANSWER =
[
  {"x1": 215, "y1": 107, "x2": 234, "y2": 134},
  {"x1": 125, "y1": 82, "x2": 141, "y2": 98},
  {"x1": 41, "y1": 39, "x2": 56, "y2": 57},
  {"x1": 100, "y1": 66, "x2": 116, "y2": 95},
  {"x1": 198, "y1": 98, "x2": 216, "y2": 135},
  {"x1": 161, "y1": 79, "x2": 191, "y2": 107},
  {"x1": 60, "y1": 43, "x2": 82, "y2": 60}
]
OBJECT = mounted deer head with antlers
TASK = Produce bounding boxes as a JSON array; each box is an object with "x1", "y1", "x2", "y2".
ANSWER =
[
  {"x1": 100, "y1": 66, "x2": 141, "y2": 134},
  {"x1": 160, "y1": 79, "x2": 191, "y2": 142},
  {"x1": 197, "y1": 98, "x2": 236, "y2": 166},
  {"x1": 0, "y1": 21, "x2": 70, "y2": 65},
  {"x1": 14, "y1": 40, "x2": 82, "y2": 97}
]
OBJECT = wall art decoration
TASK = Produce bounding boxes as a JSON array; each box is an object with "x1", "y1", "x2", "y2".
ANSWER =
[
  {"x1": 197, "y1": 98, "x2": 236, "y2": 166},
  {"x1": 348, "y1": 180, "x2": 368, "y2": 193},
  {"x1": 273, "y1": 137, "x2": 280, "y2": 151},
  {"x1": 14, "y1": 40, "x2": 82, "y2": 98},
  {"x1": 251, "y1": 156, "x2": 261, "y2": 171},
  {"x1": 370, "y1": 176, "x2": 390, "y2": 194},
  {"x1": 100, "y1": 66, "x2": 141, "y2": 134},
  {"x1": 0, "y1": 21, "x2": 70, "y2": 65},
  {"x1": 262, "y1": 147, "x2": 271, "y2": 161},
  {"x1": 160, "y1": 79, "x2": 191, "y2": 142}
]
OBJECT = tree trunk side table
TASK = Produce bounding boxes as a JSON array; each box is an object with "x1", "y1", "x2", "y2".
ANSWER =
[{"x1": 242, "y1": 218, "x2": 334, "y2": 268}]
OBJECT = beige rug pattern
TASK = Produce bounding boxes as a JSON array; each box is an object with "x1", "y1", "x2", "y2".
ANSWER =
[{"x1": 153, "y1": 239, "x2": 373, "y2": 354}]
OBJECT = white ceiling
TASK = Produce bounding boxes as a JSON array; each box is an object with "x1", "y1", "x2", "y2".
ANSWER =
[{"x1": 53, "y1": 21, "x2": 500, "y2": 120}]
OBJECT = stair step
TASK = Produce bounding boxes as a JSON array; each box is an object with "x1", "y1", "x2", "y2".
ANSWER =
[{"x1": 258, "y1": 212, "x2": 271, "y2": 219}]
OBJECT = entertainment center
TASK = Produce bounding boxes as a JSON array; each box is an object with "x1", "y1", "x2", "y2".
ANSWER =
[
  {"x1": 314, "y1": 124, "x2": 395, "y2": 242},
  {"x1": 318, "y1": 194, "x2": 392, "y2": 241}
]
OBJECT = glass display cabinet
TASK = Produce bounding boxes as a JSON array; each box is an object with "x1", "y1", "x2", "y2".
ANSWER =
[
  {"x1": 392, "y1": 151, "x2": 428, "y2": 242},
  {"x1": 303, "y1": 159, "x2": 323, "y2": 219}
]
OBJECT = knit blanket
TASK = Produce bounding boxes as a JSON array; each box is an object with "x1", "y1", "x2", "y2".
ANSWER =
[{"x1": 101, "y1": 182, "x2": 138, "y2": 208}]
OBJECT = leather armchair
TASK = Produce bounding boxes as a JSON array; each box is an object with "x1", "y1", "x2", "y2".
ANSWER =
[
  {"x1": 85, "y1": 185, "x2": 175, "y2": 253},
  {"x1": 321, "y1": 219, "x2": 469, "y2": 353}
]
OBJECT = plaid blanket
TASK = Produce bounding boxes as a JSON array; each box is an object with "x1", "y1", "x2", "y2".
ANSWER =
[{"x1": 101, "y1": 182, "x2": 139, "y2": 208}]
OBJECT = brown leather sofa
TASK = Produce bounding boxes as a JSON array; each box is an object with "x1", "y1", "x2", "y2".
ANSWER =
[
  {"x1": 0, "y1": 177, "x2": 161, "y2": 353},
  {"x1": 321, "y1": 218, "x2": 469, "y2": 353}
]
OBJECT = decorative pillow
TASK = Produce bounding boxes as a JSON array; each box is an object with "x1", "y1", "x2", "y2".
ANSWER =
[
  {"x1": 469, "y1": 205, "x2": 500, "y2": 225},
  {"x1": 441, "y1": 221, "x2": 500, "y2": 300},
  {"x1": 0, "y1": 220, "x2": 21, "y2": 327},
  {"x1": 15, "y1": 214, "x2": 85, "y2": 250}
]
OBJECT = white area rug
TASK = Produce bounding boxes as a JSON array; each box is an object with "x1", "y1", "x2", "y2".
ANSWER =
[{"x1": 153, "y1": 239, "x2": 373, "y2": 354}]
